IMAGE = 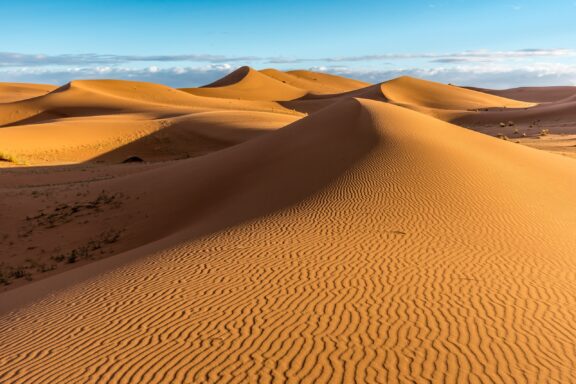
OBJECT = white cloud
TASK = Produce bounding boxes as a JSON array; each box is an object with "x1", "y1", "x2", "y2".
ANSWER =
[
  {"x1": 0, "y1": 65, "x2": 236, "y2": 88},
  {"x1": 269, "y1": 49, "x2": 576, "y2": 64},
  {"x1": 0, "y1": 49, "x2": 574, "y2": 68},
  {"x1": 0, "y1": 52, "x2": 261, "y2": 67},
  {"x1": 1, "y1": 59, "x2": 576, "y2": 89}
]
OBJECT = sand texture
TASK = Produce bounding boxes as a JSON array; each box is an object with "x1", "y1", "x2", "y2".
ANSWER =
[{"x1": 0, "y1": 69, "x2": 575, "y2": 383}]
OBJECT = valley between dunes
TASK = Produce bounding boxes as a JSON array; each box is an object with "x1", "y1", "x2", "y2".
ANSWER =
[{"x1": 1, "y1": 68, "x2": 575, "y2": 383}]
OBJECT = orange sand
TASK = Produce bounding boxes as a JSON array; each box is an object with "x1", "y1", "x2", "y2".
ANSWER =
[{"x1": 0, "y1": 69, "x2": 575, "y2": 383}]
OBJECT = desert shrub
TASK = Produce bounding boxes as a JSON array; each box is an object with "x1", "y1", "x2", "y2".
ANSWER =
[
  {"x1": 0, "y1": 152, "x2": 16, "y2": 163},
  {"x1": 10, "y1": 267, "x2": 25, "y2": 279},
  {"x1": 66, "y1": 253, "x2": 77, "y2": 264},
  {"x1": 122, "y1": 156, "x2": 144, "y2": 164}
]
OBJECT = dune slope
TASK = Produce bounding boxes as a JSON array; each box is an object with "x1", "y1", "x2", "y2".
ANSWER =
[
  {"x1": 1, "y1": 99, "x2": 575, "y2": 383},
  {"x1": 0, "y1": 111, "x2": 299, "y2": 165},
  {"x1": 0, "y1": 83, "x2": 56, "y2": 103},
  {"x1": 261, "y1": 68, "x2": 370, "y2": 95},
  {"x1": 0, "y1": 99, "x2": 373, "y2": 291},
  {"x1": 0, "y1": 79, "x2": 299, "y2": 128},
  {"x1": 380, "y1": 76, "x2": 535, "y2": 111}
]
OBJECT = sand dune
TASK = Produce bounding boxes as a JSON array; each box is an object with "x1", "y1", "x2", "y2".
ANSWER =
[
  {"x1": 1, "y1": 88, "x2": 576, "y2": 383},
  {"x1": 469, "y1": 85, "x2": 576, "y2": 103},
  {"x1": 0, "y1": 79, "x2": 303, "y2": 165},
  {"x1": 182, "y1": 67, "x2": 370, "y2": 101},
  {"x1": 181, "y1": 66, "x2": 309, "y2": 101},
  {"x1": 0, "y1": 79, "x2": 300, "y2": 128},
  {"x1": 282, "y1": 76, "x2": 535, "y2": 118},
  {"x1": 379, "y1": 76, "x2": 535, "y2": 112},
  {"x1": 0, "y1": 82, "x2": 56, "y2": 103},
  {"x1": 0, "y1": 111, "x2": 298, "y2": 165},
  {"x1": 261, "y1": 68, "x2": 370, "y2": 94}
]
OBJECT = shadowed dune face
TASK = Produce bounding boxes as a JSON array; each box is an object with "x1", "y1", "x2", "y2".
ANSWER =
[
  {"x1": 455, "y1": 88, "x2": 576, "y2": 155},
  {"x1": 467, "y1": 85, "x2": 576, "y2": 103},
  {"x1": 1, "y1": 70, "x2": 576, "y2": 383},
  {"x1": 202, "y1": 65, "x2": 253, "y2": 87},
  {"x1": 455, "y1": 100, "x2": 576, "y2": 132},
  {"x1": 0, "y1": 111, "x2": 299, "y2": 165},
  {"x1": 88, "y1": 111, "x2": 300, "y2": 163}
]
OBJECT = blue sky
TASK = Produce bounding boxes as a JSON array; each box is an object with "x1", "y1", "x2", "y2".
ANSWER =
[{"x1": 1, "y1": 0, "x2": 575, "y2": 88}]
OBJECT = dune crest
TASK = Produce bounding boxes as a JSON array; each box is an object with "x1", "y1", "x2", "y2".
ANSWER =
[{"x1": 181, "y1": 66, "x2": 308, "y2": 101}]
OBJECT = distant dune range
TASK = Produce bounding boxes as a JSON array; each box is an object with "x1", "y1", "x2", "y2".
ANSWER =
[{"x1": 1, "y1": 67, "x2": 576, "y2": 383}]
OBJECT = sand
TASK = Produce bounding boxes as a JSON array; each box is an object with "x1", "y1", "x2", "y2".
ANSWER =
[
  {"x1": 261, "y1": 68, "x2": 371, "y2": 94},
  {"x1": 0, "y1": 69, "x2": 575, "y2": 383},
  {"x1": 0, "y1": 78, "x2": 302, "y2": 165},
  {"x1": 181, "y1": 66, "x2": 308, "y2": 101},
  {"x1": 0, "y1": 83, "x2": 56, "y2": 103},
  {"x1": 280, "y1": 75, "x2": 535, "y2": 118},
  {"x1": 454, "y1": 86, "x2": 576, "y2": 156}
]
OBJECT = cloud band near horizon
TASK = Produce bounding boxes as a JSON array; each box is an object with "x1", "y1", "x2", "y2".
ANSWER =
[
  {"x1": 1, "y1": 48, "x2": 575, "y2": 89},
  {"x1": 0, "y1": 48, "x2": 574, "y2": 67},
  {"x1": 2, "y1": 63, "x2": 576, "y2": 90}
]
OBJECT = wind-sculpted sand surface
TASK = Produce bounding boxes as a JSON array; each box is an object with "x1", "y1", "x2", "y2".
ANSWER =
[{"x1": 1, "y1": 69, "x2": 575, "y2": 383}]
